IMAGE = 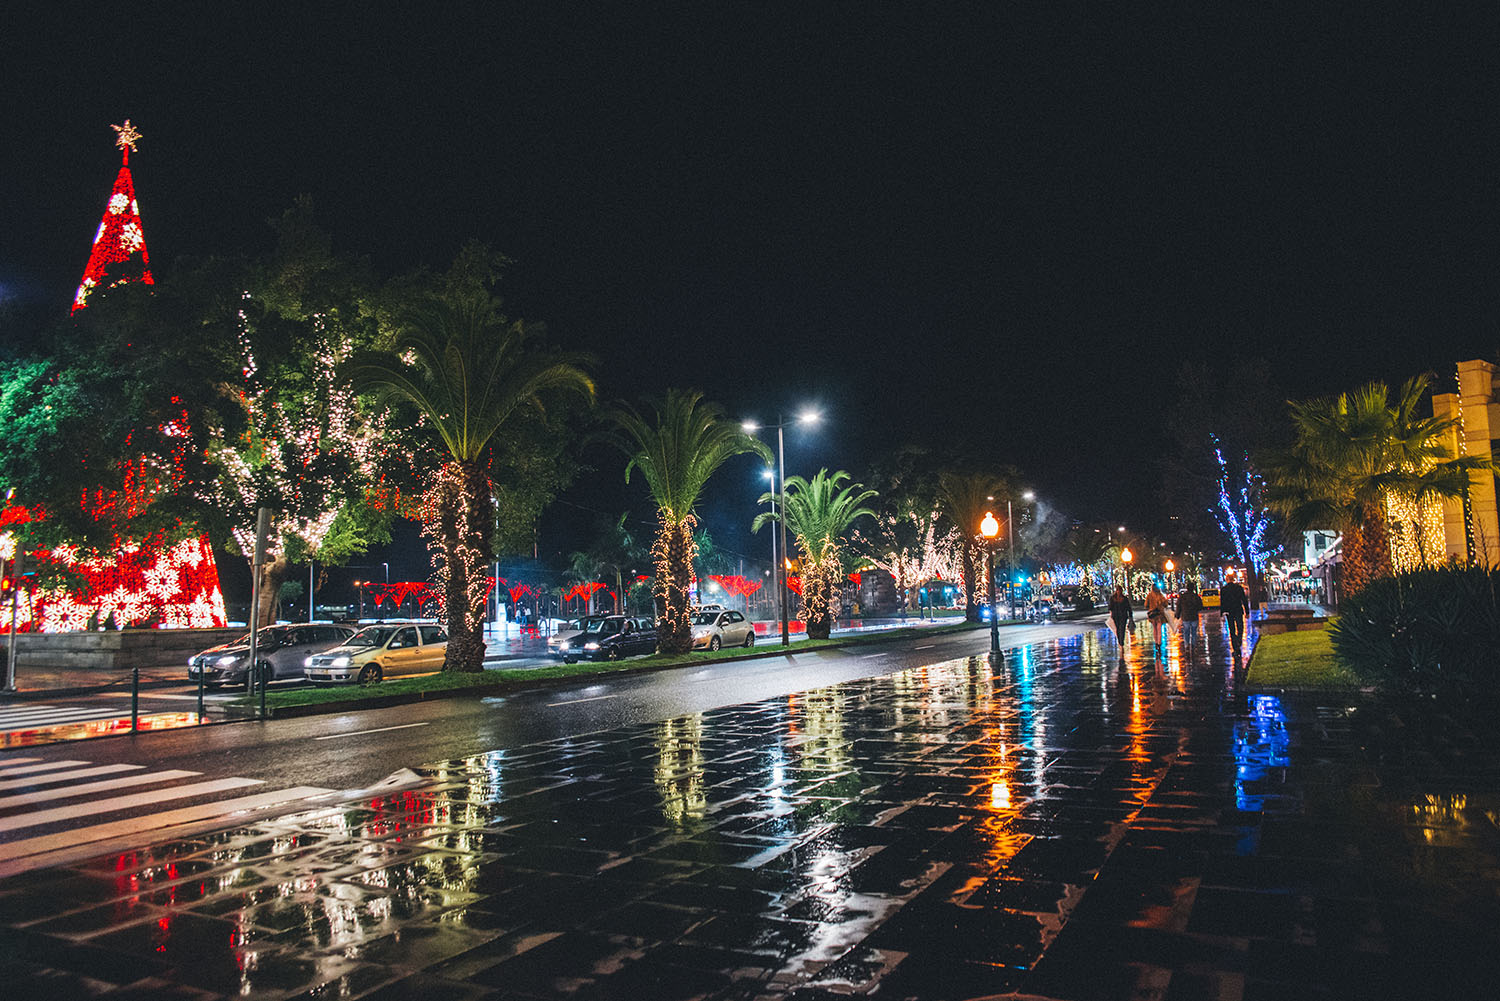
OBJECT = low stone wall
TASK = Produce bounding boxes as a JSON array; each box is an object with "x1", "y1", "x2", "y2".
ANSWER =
[{"x1": 0, "y1": 629, "x2": 243, "y2": 672}]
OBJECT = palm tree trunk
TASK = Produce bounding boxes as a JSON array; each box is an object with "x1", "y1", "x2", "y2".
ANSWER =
[
  {"x1": 654, "y1": 514, "x2": 696, "y2": 653},
  {"x1": 1342, "y1": 515, "x2": 1391, "y2": 598},
  {"x1": 254, "y1": 554, "x2": 289, "y2": 628},
  {"x1": 425, "y1": 459, "x2": 491, "y2": 673}
]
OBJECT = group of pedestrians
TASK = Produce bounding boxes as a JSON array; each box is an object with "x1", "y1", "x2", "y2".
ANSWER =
[{"x1": 1105, "y1": 573, "x2": 1250, "y2": 663}]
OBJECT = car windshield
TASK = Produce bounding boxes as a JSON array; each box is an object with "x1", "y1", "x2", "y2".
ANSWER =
[
  {"x1": 581, "y1": 618, "x2": 623, "y2": 636},
  {"x1": 227, "y1": 627, "x2": 289, "y2": 649},
  {"x1": 346, "y1": 625, "x2": 400, "y2": 648},
  {"x1": 691, "y1": 612, "x2": 720, "y2": 626}
]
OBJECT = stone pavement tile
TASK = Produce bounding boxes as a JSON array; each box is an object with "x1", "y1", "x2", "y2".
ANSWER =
[{"x1": 465, "y1": 929, "x2": 641, "y2": 995}]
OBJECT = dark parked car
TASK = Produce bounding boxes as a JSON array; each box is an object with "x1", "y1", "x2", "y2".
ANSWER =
[
  {"x1": 568, "y1": 615, "x2": 658, "y2": 662},
  {"x1": 189, "y1": 623, "x2": 356, "y2": 687}
]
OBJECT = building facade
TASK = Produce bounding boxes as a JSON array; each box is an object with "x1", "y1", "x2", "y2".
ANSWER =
[{"x1": 1432, "y1": 359, "x2": 1500, "y2": 568}]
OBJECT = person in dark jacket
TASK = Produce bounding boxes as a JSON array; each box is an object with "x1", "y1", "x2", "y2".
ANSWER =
[
  {"x1": 1177, "y1": 582, "x2": 1205, "y2": 656},
  {"x1": 1107, "y1": 585, "x2": 1133, "y2": 657},
  {"x1": 1220, "y1": 573, "x2": 1249, "y2": 655}
]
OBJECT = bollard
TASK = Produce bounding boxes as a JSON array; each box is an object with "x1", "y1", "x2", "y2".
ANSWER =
[
  {"x1": 258, "y1": 662, "x2": 267, "y2": 720},
  {"x1": 197, "y1": 666, "x2": 204, "y2": 723},
  {"x1": 130, "y1": 666, "x2": 139, "y2": 731}
]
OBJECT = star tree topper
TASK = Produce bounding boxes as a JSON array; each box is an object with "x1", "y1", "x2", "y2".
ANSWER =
[{"x1": 111, "y1": 119, "x2": 142, "y2": 161}]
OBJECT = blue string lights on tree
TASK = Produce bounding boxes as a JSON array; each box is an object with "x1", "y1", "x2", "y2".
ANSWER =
[{"x1": 1212, "y1": 434, "x2": 1273, "y2": 573}]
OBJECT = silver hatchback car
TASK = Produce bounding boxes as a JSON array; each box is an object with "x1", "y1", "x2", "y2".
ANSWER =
[{"x1": 690, "y1": 609, "x2": 755, "y2": 650}]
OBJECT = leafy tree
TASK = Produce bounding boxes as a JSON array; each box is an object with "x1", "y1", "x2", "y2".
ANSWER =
[
  {"x1": 350, "y1": 289, "x2": 593, "y2": 671},
  {"x1": 755, "y1": 469, "x2": 876, "y2": 639},
  {"x1": 0, "y1": 278, "x2": 238, "y2": 558},
  {"x1": 608, "y1": 390, "x2": 770, "y2": 653},
  {"x1": 589, "y1": 514, "x2": 646, "y2": 615},
  {"x1": 1263, "y1": 375, "x2": 1494, "y2": 597},
  {"x1": 212, "y1": 206, "x2": 410, "y2": 626}
]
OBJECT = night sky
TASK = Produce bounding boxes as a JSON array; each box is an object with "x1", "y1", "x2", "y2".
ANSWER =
[{"x1": 4, "y1": 5, "x2": 1498, "y2": 586}]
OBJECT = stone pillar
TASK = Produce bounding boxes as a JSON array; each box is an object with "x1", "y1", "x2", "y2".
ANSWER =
[{"x1": 1456, "y1": 360, "x2": 1500, "y2": 567}]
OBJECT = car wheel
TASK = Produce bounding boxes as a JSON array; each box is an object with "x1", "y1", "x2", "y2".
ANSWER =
[
  {"x1": 709, "y1": 636, "x2": 721, "y2": 651},
  {"x1": 607, "y1": 646, "x2": 622, "y2": 662},
  {"x1": 744, "y1": 631, "x2": 755, "y2": 648},
  {"x1": 358, "y1": 663, "x2": 382, "y2": 686}
]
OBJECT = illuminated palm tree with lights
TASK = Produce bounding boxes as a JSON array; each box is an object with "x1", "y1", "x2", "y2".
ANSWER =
[
  {"x1": 754, "y1": 468, "x2": 877, "y2": 640},
  {"x1": 350, "y1": 290, "x2": 593, "y2": 672},
  {"x1": 1263, "y1": 375, "x2": 1493, "y2": 596},
  {"x1": 609, "y1": 390, "x2": 771, "y2": 654},
  {"x1": 935, "y1": 471, "x2": 1003, "y2": 621}
]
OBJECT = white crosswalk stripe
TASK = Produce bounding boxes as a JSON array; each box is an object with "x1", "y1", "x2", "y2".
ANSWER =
[
  {"x1": 0, "y1": 755, "x2": 332, "y2": 875},
  {"x1": 0, "y1": 703, "x2": 144, "y2": 730}
]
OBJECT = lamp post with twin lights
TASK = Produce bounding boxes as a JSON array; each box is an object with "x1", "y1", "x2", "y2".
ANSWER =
[
  {"x1": 980, "y1": 511, "x2": 1002, "y2": 656},
  {"x1": 743, "y1": 411, "x2": 820, "y2": 647}
]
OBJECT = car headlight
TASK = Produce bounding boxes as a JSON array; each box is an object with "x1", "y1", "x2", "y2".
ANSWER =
[
  {"x1": 583, "y1": 642, "x2": 600, "y2": 651},
  {"x1": 331, "y1": 655, "x2": 350, "y2": 667},
  {"x1": 216, "y1": 654, "x2": 243, "y2": 667}
]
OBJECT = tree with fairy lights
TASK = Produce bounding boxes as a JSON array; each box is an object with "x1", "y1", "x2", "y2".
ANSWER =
[
  {"x1": 350, "y1": 290, "x2": 593, "y2": 672},
  {"x1": 608, "y1": 391, "x2": 770, "y2": 654},
  {"x1": 210, "y1": 202, "x2": 412, "y2": 626},
  {"x1": 935, "y1": 470, "x2": 1004, "y2": 621},
  {"x1": 754, "y1": 469, "x2": 877, "y2": 640}
]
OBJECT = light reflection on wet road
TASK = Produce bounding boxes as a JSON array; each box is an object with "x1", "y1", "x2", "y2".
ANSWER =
[{"x1": 4, "y1": 615, "x2": 1499, "y2": 998}]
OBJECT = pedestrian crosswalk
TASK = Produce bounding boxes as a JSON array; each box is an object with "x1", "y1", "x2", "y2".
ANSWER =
[
  {"x1": 0, "y1": 702, "x2": 146, "y2": 731},
  {"x1": 0, "y1": 753, "x2": 330, "y2": 875}
]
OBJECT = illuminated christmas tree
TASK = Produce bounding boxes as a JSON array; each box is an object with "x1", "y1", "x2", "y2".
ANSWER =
[
  {"x1": 73, "y1": 120, "x2": 154, "y2": 311},
  {"x1": 5, "y1": 122, "x2": 227, "y2": 631}
]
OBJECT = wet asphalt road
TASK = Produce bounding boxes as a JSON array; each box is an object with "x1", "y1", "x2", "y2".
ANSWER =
[{"x1": 2, "y1": 617, "x2": 1110, "y2": 802}]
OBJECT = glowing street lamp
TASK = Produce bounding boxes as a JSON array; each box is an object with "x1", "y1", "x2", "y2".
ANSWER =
[
  {"x1": 1120, "y1": 546, "x2": 1134, "y2": 596},
  {"x1": 743, "y1": 411, "x2": 821, "y2": 646},
  {"x1": 980, "y1": 512, "x2": 1001, "y2": 656}
]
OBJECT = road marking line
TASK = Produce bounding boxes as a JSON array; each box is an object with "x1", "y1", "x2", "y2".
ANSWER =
[
  {"x1": 0, "y1": 764, "x2": 144, "y2": 791},
  {"x1": 0, "y1": 760, "x2": 89, "y2": 777},
  {"x1": 0, "y1": 769, "x2": 201, "y2": 807},
  {"x1": 0, "y1": 756, "x2": 42, "y2": 767},
  {"x1": 313, "y1": 722, "x2": 430, "y2": 741},
  {"x1": 0, "y1": 785, "x2": 331, "y2": 871},
  {"x1": 915, "y1": 644, "x2": 936, "y2": 650},
  {"x1": 546, "y1": 693, "x2": 617, "y2": 707},
  {"x1": 0, "y1": 777, "x2": 263, "y2": 833}
]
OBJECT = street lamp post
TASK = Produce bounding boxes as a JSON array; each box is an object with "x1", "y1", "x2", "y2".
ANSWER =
[
  {"x1": 1121, "y1": 547, "x2": 1134, "y2": 600},
  {"x1": 355, "y1": 580, "x2": 364, "y2": 621},
  {"x1": 980, "y1": 512, "x2": 1001, "y2": 656},
  {"x1": 1005, "y1": 490, "x2": 1035, "y2": 616},
  {"x1": 743, "y1": 411, "x2": 820, "y2": 647}
]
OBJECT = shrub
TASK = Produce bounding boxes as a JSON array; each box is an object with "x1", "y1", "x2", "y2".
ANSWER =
[{"x1": 1328, "y1": 566, "x2": 1500, "y2": 697}]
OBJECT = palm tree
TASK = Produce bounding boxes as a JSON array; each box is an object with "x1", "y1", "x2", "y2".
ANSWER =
[
  {"x1": 755, "y1": 469, "x2": 877, "y2": 639},
  {"x1": 1058, "y1": 528, "x2": 1115, "y2": 599},
  {"x1": 589, "y1": 513, "x2": 644, "y2": 615},
  {"x1": 1263, "y1": 375, "x2": 1493, "y2": 597},
  {"x1": 935, "y1": 470, "x2": 1002, "y2": 620},
  {"x1": 609, "y1": 390, "x2": 771, "y2": 653},
  {"x1": 349, "y1": 290, "x2": 593, "y2": 671}
]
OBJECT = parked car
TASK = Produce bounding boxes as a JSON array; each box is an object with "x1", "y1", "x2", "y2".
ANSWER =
[
  {"x1": 691, "y1": 609, "x2": 755, "y2": 651},
  {"x1": 1028, "y1": 597, "x2": 1058, "y2": 622},
  {"x1": 304, "y1": 621, "x2": 449, "y2": 684},
  {"x1": 189, "y1": 623, "x2": 355, "y2": 688},
  {"x1": 1201, "y1": 588, "x2": 1221, "y2": 609},
  {"x1": 570, "y1": 615, "x2": 658, "y2": 662},
  {"x1": 547, "y1": 615, "x2": 608, "y2": 659}
]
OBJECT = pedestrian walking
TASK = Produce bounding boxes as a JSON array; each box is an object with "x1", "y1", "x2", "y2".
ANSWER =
[
  {"x1": 1145, "y1": 583, "x2": 1171, "y2": 645},
  {"x1": 1107, "y1": 585, "x2": 1133, "y2": 657},
  {"x1": 1220, "y1": 572, "x2": 1249, "y2": 656},
  {"x1": 1176, "y1": 582, "x2": 1204, "y2": 656}
]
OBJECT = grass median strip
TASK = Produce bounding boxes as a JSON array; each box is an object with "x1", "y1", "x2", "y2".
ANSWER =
[
  {"x1": 1245, "y1": 628, "x2": 1361, "y2": 690},
  {"x1": 239, "y1": 620, "x2": 985, "y2": 713}
]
